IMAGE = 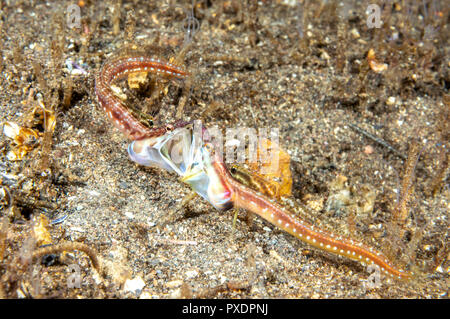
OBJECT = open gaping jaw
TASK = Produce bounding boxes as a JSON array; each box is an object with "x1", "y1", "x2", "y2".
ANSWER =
[{"x1": 127, "y1": 125, "x2": 233, "y2": 211}]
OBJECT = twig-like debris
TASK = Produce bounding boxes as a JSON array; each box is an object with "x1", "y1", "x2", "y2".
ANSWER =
[
  {"x1": 112, "y1": 0, "x2": 121, "y2": 36},
  {"x1": 19, "y1": 236, "x2": 36, "y2": 267},
  {"x1": 395, "y1": 139, "x2": 421, "y2": 224},
  {"x1": 32, "y1": 242, "x2": 101, "y2": 272},
  {"x1": 32, "y1": 61, "x2": 49, "y2": 101},
  {"x1": 0, "y1": 217, "x2": 8, "y2": 261},
  {"x1": 0, "y1": 202, "x2": 9, "y2": 299},
  {"x1": 125, "y1": 9, "x2": 136, "y2": 44},
  {"x1": 62, "y1": 77, "x2": 73, "y2": 109},
  {"x1": 158, "y1": 238, "x2": 198, "y2": 246},
  {"x1": 428, "y1": 145, "x2": 449, "y2": 196},
  {"x1": 349, "y1": 123, "x2": 407, "y2": 160},
  {"x1": 194, "y1": 281, "x2": 250, "y2": 298},
  {"x1": 37, "y1": 100, "x2": 54, "y2": 172},
  {"x1": 386, "y1": 139, "x2": 423, "y2": 264}
]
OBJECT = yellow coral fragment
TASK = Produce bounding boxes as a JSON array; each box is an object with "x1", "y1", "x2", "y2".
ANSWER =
[
  {"x1": 2, "y1": 122, "x2": 40, "y2": 161},
  {"x1": 128, "y1": 72, "x2": 148, "y2": 89},
  {"x1": 33, "y1": 214, "x2": 52, "y2": 246},
  {"x1": 367, "y1": 48, "x2": 388, "y2": 73},
  {"x1": 249, "y1": 138, "x2": 292, "y2": 198},
  {"x1": 234, "y1": 138, "x2": 292, "y2": 200}
]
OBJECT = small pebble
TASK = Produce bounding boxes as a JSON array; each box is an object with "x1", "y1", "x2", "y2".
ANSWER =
[
  {"x1": 364, "y1": 145, "x2": 374, "y2": 155},
  {"x1": 123, "y1": 277, "x2": 146, "y2": 295},
  {"x1": 386, "y1": 96, "x2": 396, "y2": 106},
  {"x1": 119, "y1": 181, "x2": 129, "y2": 189},
  {"x1": 185, "y1": 270, "x2": 198, "y2": 279},
  {"x1": 124, "y1": 211, "x2": 134, "y2": 219}
]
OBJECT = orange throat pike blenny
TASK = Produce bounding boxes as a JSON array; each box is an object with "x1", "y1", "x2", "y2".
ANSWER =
[{"x1": 94, "y1": 53, "x2": 413, "y2": 281}]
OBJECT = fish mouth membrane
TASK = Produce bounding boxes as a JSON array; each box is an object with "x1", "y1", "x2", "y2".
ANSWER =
[{"x1": 127, "y1": 125, "x2": 234, "y2": 211}]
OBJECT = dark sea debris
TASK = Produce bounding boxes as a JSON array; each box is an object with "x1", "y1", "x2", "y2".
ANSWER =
[
  {"x1": 31, "y1": 242, "x2": 102, "y2": 273},
  {"x1": 348, "y1": 123, "x2": 407, "y2": 160}
]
